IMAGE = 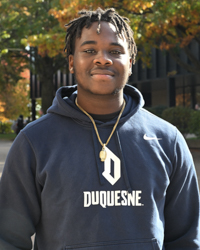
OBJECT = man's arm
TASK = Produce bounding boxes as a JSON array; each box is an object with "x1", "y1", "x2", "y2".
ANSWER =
[
  {"x1": 0, "y1": 132, "x2": 41, "y2": 249},
  {"x1": 164, "y1": 130, "x2": 200, "y2": 249}
]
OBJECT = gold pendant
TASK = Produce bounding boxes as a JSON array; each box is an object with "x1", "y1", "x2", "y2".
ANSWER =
[{"x1": 99, "y1": 145, "x2": 107, "y2": 162}]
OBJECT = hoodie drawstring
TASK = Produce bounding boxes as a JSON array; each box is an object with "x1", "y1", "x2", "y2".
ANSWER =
[
  {"x1": 92, "y1": 128, "x2": 106, "y2": 186},
  {"x1": 115, "y1": 131, "x2": 132, "y2": 193}
]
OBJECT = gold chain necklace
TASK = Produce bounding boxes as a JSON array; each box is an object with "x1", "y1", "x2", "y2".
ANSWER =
[{"x1": 75, "y1": 98, "x2": 126, "y2": 162}]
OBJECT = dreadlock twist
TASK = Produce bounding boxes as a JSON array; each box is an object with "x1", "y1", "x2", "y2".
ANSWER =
[{"x1": 64, "y1": 8, "x2": 137, "y2": 65}]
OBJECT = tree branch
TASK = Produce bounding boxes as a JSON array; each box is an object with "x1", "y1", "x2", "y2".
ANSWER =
[{"x1": 176, "y1": 24, "x2": 200, "y2": 45}]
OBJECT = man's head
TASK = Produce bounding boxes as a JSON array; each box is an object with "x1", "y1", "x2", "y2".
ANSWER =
[
  {"x1": 64, "y1": 8, "x2": 137, "y2": 104},
  {"x1": 64, "y1": 8, "x2": 137, "y2": 65}
]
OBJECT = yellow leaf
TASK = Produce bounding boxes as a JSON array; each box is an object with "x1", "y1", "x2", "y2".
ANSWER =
[{"x1": 1, "y1": 49, "x2": 8, "y2": 54}]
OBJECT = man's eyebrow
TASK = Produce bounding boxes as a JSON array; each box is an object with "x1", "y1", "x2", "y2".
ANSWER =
[
  {"x1": 80, "y1": 41, "x2": 124, "y2": 48},
  {"x1": 80, "y1": 41, "x2": 97, "y2": 46},
  {"x1": 110, "y1": 42, "x2": 124, "y2": 48}
]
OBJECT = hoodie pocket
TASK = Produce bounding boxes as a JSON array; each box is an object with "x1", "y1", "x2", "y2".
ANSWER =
[{"x1": 65, "y1": 238, "x2": 160, "y2": 250}]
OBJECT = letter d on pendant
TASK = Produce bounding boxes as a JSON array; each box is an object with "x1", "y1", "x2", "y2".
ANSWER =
[{"x1": 102, "y1": 147, "x2": 121, "y2": 185}]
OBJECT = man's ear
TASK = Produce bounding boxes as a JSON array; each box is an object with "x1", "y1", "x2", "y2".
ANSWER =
[
  {"x1": 68, "y1": 55, "x2": 74, "y2": 74},
  {"x1": 129, "y1": 58, "x2": 132, "y2": 76}
]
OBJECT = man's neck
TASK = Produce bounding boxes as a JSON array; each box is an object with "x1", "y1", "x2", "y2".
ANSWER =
[
  {"x1": 76, "y1": 93, "x2": 124, "y2": 115},
  {"x1": 90, "y1": 110, "x2": 120, "y2": 122}
]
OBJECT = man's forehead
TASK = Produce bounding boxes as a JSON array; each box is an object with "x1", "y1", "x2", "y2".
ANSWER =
[{"x1": 78, "y1": 21, "x2": 127, "y2": 43}]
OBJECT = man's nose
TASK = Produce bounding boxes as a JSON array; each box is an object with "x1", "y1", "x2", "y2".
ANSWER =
[{"x1": 93, "y1": 51, "x2": 113, "y2": 66}]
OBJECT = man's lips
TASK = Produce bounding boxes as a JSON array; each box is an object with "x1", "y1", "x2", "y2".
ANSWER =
[
  {"x1": 90, "y1": 69, "x2": 114, "y2": 80},
  {"x1": 90, "y1": 69, "x2": 114, "y2": 76}
]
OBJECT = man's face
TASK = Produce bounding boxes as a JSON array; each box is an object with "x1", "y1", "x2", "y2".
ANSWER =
[{"x1": 69, "y1": 21, "x2": 132, "y2": 98}]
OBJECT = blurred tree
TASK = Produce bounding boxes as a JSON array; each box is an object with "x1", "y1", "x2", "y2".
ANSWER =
[
  {"x1": 0, "y1": 0, "x2": 67, "y2": 113},
  {"x1": 0, "y1": 78, "x2": 30, "y2": 120},
  {"x1": 127, "y1": 0, "x2": 200, "y2": 74},
  {"x1": 0, "y1": 53, "x2": 26, "y2": 92}
]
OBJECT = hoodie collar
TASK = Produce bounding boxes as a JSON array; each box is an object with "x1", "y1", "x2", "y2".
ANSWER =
[{"x1": 47, "y1": 84, "x2": 144, "y2": 126}]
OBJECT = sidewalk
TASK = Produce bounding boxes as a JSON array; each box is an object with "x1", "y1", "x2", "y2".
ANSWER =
[
  {"x1": 0, "y1": 140, "x2": 200, "y2": 188},
  {"x1": 0, "y1": 140, "x2": 13, "y2": 178}
]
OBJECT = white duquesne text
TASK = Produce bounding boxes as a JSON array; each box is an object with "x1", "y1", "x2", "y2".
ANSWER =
[{"x1": 83, "y1": 190, "x2": 144, "y2": 208}]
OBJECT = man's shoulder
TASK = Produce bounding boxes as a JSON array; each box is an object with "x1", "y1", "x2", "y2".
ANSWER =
[
  {"x1": 138, "y1": 108, "x2": 176, "y2": 128},
  {"x1": 23, "y1": 114, "x2": 51, "y2": 131},
  {"x1": 132, "y1": 108, "x2": 178, "y2": 143},
  {"x1": 20, "y1": 113, "x2": 59, "y2": 139}
]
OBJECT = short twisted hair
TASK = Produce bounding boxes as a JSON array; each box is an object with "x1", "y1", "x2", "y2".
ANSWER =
[{"x1": 64, "y1": 8, "x2": 137, "y2": 65}]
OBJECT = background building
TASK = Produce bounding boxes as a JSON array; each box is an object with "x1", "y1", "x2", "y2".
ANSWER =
[
  {"x1": 130, "y1": 40, "x2": 200, "y2": 109},
  {"x1": 30, "y1": 41, "x2": 200, "y2": 120}
]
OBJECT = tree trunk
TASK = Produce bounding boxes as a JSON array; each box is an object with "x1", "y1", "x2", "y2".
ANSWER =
[
  {"x1": 36, "y1": 56, "x2": 55, "y2": 114},
  {"x1": 41, "y1": 75, "x2": 55, "y2": 114}
]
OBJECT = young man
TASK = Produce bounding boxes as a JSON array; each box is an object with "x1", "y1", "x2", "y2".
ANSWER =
[{"x1": 0, "y1": 8, "x2": 199, "y2": 250}]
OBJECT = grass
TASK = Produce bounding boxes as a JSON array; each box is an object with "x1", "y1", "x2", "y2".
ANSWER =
[{"x1": 0, "y1": 133, "x2": 16, "y2": 141}]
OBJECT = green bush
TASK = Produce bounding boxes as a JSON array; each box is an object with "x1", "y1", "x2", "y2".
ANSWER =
[
  {"x1": 189, "y1": 111, "x2": 200, "y2": 137},
  {"x1": 162, "y1": 107, "x2": 192, "y2": 135},
  {"x1": 145, "y1": 105, "x2": 167, "y2": 118},
  {"x1": 0, "y1": 122, "x2": 13, "y2": 134}
]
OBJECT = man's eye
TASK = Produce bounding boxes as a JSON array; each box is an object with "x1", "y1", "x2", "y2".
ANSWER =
[
  {"x1": 110, "y1": 50, "x2": 121, "y2": 55},
  {"x1": 84, "y1": 49, "x2": 96, "y2": 54}
]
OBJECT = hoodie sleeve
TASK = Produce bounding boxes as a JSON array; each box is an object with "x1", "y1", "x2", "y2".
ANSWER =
[
  {"x1": 164, "y1": 129, "x2": 200, "y2": 249},
  {"x1": 0, "y1": 132, "x2": 41, "y2": 249}
]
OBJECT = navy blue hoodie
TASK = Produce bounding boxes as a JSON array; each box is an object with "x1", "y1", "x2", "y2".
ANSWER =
[{"x1": 0, "y1": 84, "x2": 199, "y2": 250}]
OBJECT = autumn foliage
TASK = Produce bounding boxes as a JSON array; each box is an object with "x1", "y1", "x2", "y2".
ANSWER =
[
  {"x1": 50, "y1": 0, "x2": 200, "y2": 71},
  {"x1": 0, "y1": 77, "x2": 30, "y2": 120},
  {"x1": 2, "y1": 0, "x2": 199, "y2": 68}
]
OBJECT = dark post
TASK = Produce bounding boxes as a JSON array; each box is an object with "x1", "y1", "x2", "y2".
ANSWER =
[
  {"x1": 31, "y1": 99, "x2": 36, "y2": 121},
  {"x1": 168, "y1": 77, "x2": 176, "y2": 107},
  {"x1": 30, "y1": 47, "x2": 38, "y2": 121}
]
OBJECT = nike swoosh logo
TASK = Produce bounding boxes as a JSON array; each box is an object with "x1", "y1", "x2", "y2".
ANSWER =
[{"x1": 143, "y1": 134, "x2": 162, "y2": 140}]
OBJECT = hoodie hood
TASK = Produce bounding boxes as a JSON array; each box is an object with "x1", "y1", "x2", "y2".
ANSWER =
[{"x1": 48, "y1": 84, "x2": 145, "y2": 126}]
